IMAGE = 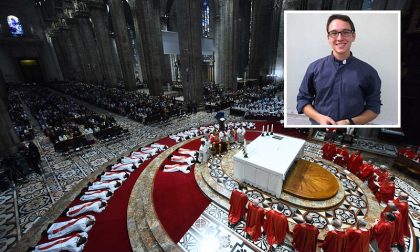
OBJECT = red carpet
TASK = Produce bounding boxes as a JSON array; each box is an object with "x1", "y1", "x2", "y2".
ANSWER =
[
  {"x1": 35, "y1": 120, "x2": 308, "y2": 250},
  {"x1": 153, "y1": 138, "x2": 211, "y2": 243},
  {"x1": 36, "y1": 137, "x2": 175, "y2": 252}
]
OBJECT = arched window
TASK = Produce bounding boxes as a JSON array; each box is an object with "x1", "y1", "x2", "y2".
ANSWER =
[
  {"x1": 7, "y1": 15, "x2": 24, "y2": 37},
  {"x1": 202, "y1": 0, "x2": 210, "y2": 37}
]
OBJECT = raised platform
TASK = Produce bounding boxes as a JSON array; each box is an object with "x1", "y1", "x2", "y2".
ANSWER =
[{"x1": 283, "y1": 159, "x2": 339, "y2": 200}]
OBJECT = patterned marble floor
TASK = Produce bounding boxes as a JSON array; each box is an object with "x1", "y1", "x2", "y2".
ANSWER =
[
  {"x1": 0, "y1": 97, "x2": 237, "y2": 252},
  {"x1": 178, "y1": 140, "x2": 420, "y2": 252}
]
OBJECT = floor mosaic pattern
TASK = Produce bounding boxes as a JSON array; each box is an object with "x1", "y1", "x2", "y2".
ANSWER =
[
  {"x1": 0, "y1": 92, "x2": 236, "y2": 252},
  {"x1": 178, "y1": 140, "x2": 420, "y2": 252}
]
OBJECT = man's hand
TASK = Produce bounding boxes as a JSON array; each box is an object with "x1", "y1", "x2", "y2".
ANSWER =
[
  {"x1": 317, "y1": 115, "x2": 337, "y2": 125},
  {"x1": 303, "y1": 104, "x2": 337, "y2": 125},
  {"x1": 337, "y1": 119, "x2": 350, "y2": 125}
]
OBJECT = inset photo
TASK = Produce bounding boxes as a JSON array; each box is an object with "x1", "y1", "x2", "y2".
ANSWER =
[{"x1": 284, "y1": 11, "x2": 400, "y2": 128}]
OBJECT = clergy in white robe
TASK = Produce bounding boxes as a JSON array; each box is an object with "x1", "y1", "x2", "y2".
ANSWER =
[
  {"x1": 88, "y1": 180, "x2": 121, "y2": 193},
  {"x1": 47, "y1": 215, "x2": 95, "y2": 240},
  {"x1": 66, "y1": 200, "x2": 107, "y2": 217},
  {"x1": 110, "y1": 163, "x2": 136, "y2": 172},
  {"x1": 80, "y1": 189, "x2": 112, "y2": 202},
  {"x1": 31, "y1": 232, "x2": 88, "y2": 252},
  {"x1": 162, "y1": 164, "x2": 191, "y2": 174},
  {"x1": 100, "y1": 171, "x2": 129, "y2": 181}
]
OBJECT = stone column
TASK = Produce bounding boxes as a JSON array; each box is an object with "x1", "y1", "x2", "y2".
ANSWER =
[
  {"x1": 49, "y1": 30, "x2": 71, "y2": 81},
  {"x1": 75, "y1": 3, "x2": 104, "y2": 84},
  {"x1": 248, "y1": 0, "x2": 274, "y2": 79},
  {"x1": 0, "y1": 71, "x2": 20, "y2": 156},
  {"x1": 58, "y1": 19, "x2": 84, "y2": 81},
  {"x1": 268, "y1": 0, "x2": 282, "y2": 75},
  {"x1": 214, "y1": 0, "x2": 239, "y2": 90},
  {"x1": 130, "y1": 0, "x2": 165, "y2": 95},
  {"x1": 275, "y1": 0, "x2": 301, "y2": 81},
  {"x1": 109, "y1": 0, "x2": 136, "y2": 91},
  {"x1": 88, "y1": 0, "x2": 118, "y2": 87},
  {"x1": 67, "y1": 17, "x2": 93, "y2": 82},
  {"x1": 175, "y1": 0, "x2": 203, "y2": 105}
]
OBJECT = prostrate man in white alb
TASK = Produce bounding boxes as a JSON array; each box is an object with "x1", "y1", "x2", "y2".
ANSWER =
[
  {"x1": 99, "y1": 171, "x2": 129, "y2": 181},
  {"x1": 161, "y1": 164, "x2": 192, "y2": 174},
  {"x1": 169, "y1": 154, "x2": 196, "y2": 165},
  {"x1": 87, "y1": 180, "x2": 121, "y2": 193},
  {"x1": 109, "y1": 163, "x2": 136, "y2": 172},
  {"x1": 46, "y1": 215, "x2": 95, "y2": 240},
  {"x1": 131, "y1": 150, "x2": 151, "y2": 162},
  {"x1": 177, "y1": 148, "x2": 198, "y2": 158},
  {"x1": 120, "y1": 156, "x2": 141, "y2": 167},
  {"x1": 30, "y1": 232, "x2": 88, "y2": 252},
  {"x1": 80, "y1": 189, "x2": 113, "y2": 202},
  {"x1": 66, "y1": 200, "x2": 107, "y2": 217}
]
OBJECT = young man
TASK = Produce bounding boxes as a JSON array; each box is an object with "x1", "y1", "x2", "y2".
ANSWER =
[
  {"x1": 297, "y1": 14, "x2": 381, "y2": 125},
  {"x1": 320, "y1": 219, "x2": 346, "y2": 252},
  {"x1": 292, "y1": 215, "x2": 320, "y2": 252},
  {"x1": 345, "y1": 219, "x2": 371, "y2": 252},
  {"x1": 46, "y1": 215, "x2": 95, "y2": 240}
]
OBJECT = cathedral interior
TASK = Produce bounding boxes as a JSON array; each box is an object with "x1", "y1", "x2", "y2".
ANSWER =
[{"x1": 1, "y1": 0, "x2": 420, "y2": 251}]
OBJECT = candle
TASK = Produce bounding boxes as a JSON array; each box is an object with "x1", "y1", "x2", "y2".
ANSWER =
[
  {"x1": 271, "y1": 124, "x2": 274, "y2": 133},
  {"x1": 262, "y1": 125, "x2": 265, "y2": 133}
]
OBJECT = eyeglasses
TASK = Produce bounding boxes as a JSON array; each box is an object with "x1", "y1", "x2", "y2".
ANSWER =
[{"x1": 328, "y1": 29, "x2": 353, "y2": 38}]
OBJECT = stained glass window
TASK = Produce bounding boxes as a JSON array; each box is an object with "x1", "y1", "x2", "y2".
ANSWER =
[
  {"x1": 7, "y1": 15, "x2": 24, "y2": 37},
  {"x1": 202, "y1": 0, "x2": 209, "y2": 37}
]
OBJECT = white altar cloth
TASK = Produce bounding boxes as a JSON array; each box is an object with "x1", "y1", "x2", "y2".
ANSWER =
[{"x1": 233, "y1": 134, "x2": 305, "y2": 197}]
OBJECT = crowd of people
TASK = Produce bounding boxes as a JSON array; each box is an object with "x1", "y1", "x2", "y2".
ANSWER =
[
  {"x1": 8, "y1": 89, "x2": 35, "y2": 141},
  {"x1": 52, "y1": 82, "x2": 185, "y2": 125},
  {"x1": 19, "y1": 88, "x2": 126, "y2": 153}
]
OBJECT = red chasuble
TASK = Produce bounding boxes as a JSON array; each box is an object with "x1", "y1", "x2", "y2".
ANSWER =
[
  {"x1": 358, "y1": 164, "x2": 374, "y2": 181},
  {"x1": 345, "y1": 228, "x2": 371, "y2": 252},
  {"x1": 228, "y1": 189, "x2": 248, "y2": 225},
  {"x1": 348, "y1": 153, "x2": 363, "y2": 174},
  {"x1": 320, "y1": 229, "x2": 346, "y2": 252},
  {"x1": 244, "y1": 203, "x2": 266, "y2": 241},
  {"x1": 292, "y1": 223, "x2": 319, "y2": 252},
  {"x1": 264, "y1": 210, "x2": 289, "y2": 246},
  {"x1": 375, "y1": 181, "x2": 395, "y2": 203},
  {"x1": 394, "y1": 198, "x2": 410, "y2": 237},
  {"x1": 373, "y1": 219, "x2": 395, "y2": 252}
]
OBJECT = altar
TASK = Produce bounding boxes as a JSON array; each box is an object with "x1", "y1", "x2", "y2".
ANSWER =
[{"x1": 233, "y1": 134, "x2": 305, "y2": 197}]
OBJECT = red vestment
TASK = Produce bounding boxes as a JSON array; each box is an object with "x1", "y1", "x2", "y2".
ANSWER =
[
  {"x1": 394, "y1": 198, "x2": 410, "y2": 237},
  {"x1": 379, "y1": 210, "x2": 403, "y2": 246},
  {"x1": 358, "y1": 164, "x2": 374, "y2": 181},
  {"x1": 333, "y1": 155, "x2": 346, "y2": 167},
  {"x1": 322, "y1": 142, "x2": 336, "y2": 161},
  {"x1": 228, "y1": 189, "x2": 248, "y2": 225},
  {"x1": 292, "y1": 223, "x2": 319, "y2": 252},
  {"x1": 244, "y1": 203, "x2": 265, "y2": 241},
  {"x1": 345, "y1": 228, "x2": 371, "y2": 252},
  {"x1": 373, "y1": 219, "x2": 395, "y2": 252},
  {"x1": 348, "y1": 153, "x2": 363, "y2": 174},
  {"x1": 400, "y1": 148, "x2": 415, "y2": 159},
  {"x1": 368, "y1": 169, "x2": 384, "y2": 192},
  {"x1": 264, "y1": 210, "x2": 289, "y2": 247},
  {"x1": 336, "y1": 148, "x2": 349, "y2": 165},
  {"x1": 320, "y1": 229, "x2": 346, "y2": 252},
  {"x1": 375, "y1": 181, "x2": 395, "y2": 203}
]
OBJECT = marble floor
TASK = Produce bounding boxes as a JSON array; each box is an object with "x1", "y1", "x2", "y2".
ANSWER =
[
  {"x1": 179, "y1": 140, "x2": 420, "y2": 252},
  {"x1": 2, "y1": 90, "x2": 420, "y2": 252}
]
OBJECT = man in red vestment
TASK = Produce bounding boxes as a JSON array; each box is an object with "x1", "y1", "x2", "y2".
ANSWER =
[
  {"x1": 394, "y1": 192, "x2": 410, "y2": 251},
  {"x1": 228, "y1": 184, "x2": 248, "y2": 227},
  {"x1": 381, "y1": 201, "x2": 403, "y2": 249},
  {"x1": 347, "y1": 150, "x2": 363, "y2": 175},
  {"x1": 373, "y1": 212, "x2": 396, "y2": 252},
  {"x1": 357, "y1": 160, "x2": 374, "y2": 182},
  {"x1": 375, "y1": 176, "x2": 395, "y2": 205},
  {"x1": 322, "y1": 140, "x2": 336, "y2": 161},
  {"x1": 394, "y1": 192, "x2": 410, "y2": 238},
  {"x1": 320, "y1": 218, "x2": 346, "y2": 252},
  {"x1": 292, "y1": 215, "x2": 319, "y2": 252},
  {"x1": 336, "y1": 145, "x2": 350, "y2": 167},
  {"x1": 264, "y1": 203, "x2": 290, "y2": 249},
  {"x1": 400, "y1": 146, "x2": 416, "y2": 159},
  {"x1": 333, "y1": 154, "x2": 346, "y2": 167},
  {"x1": 345, "y1": 219, "x2": 371, "y2": 252},
  {"x1": 244, "y1": 201, "x2": 266, "y2": 241},
  {"x1": 368, "y1": 165, "x2": 389, "y2": 193}
]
